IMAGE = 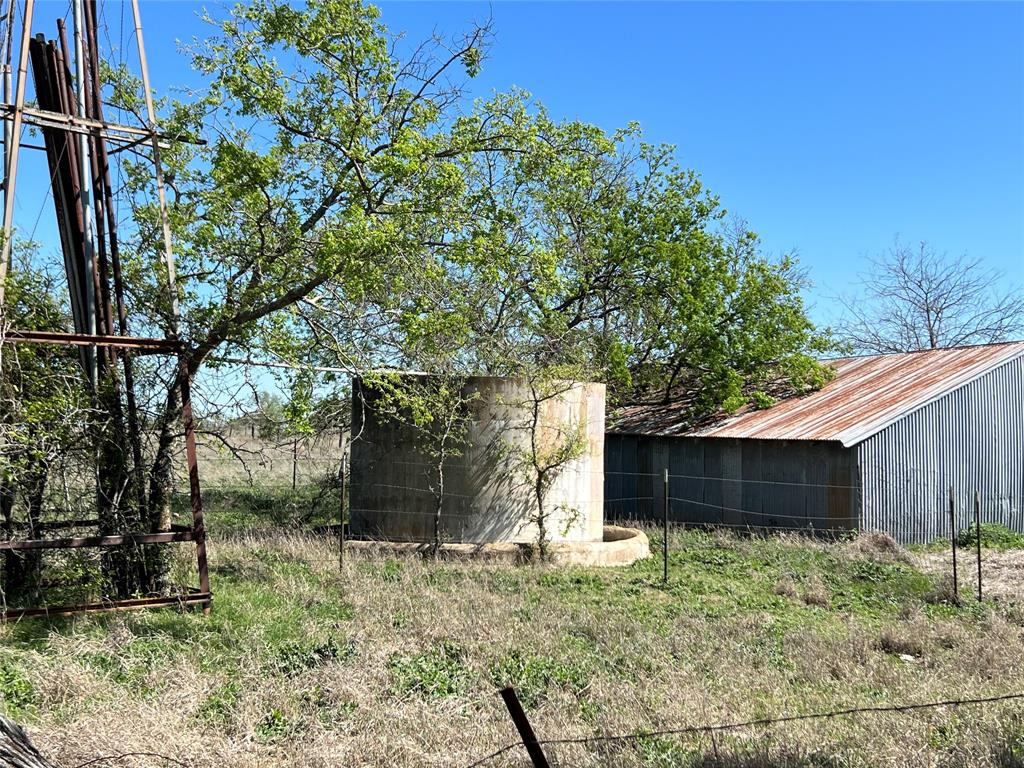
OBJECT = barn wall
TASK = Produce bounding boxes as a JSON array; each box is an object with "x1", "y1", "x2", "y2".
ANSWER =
[
  {"x1": 857, "y1": 356, "x2": 1024, "y2": 544},
  {"x1": 605, "y1": 436, "x2": 859, "y2": 532}
]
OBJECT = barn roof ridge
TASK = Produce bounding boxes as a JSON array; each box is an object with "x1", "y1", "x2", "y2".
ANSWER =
[{"x1": 609, "y1": 341, "x2": 1024, "y2": 446}]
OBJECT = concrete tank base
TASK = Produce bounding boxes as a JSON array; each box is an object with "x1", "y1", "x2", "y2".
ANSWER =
[{"x1": 343, "y1": 525, "x2": 649, "y2": 567}]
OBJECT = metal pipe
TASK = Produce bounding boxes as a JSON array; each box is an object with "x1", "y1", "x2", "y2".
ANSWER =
[
  {"x1": 0, "y1": 0, "x2": 36, "y2": 309},
  {"x1": 948, "y1": 486, "x2": 959, "y2": 606},
  {"x1": 974, "y1": 490, "x2": 982, "y2": 603},
  {"x1": 2, "y1": 328, "x2": 183, "y2": 352},
  {"x1": 499, "y1": 687, "x2": 551, "y2": 768},
  {"x1": 1, "y1": 0, "x2": 16, "y2": 230},
  {"x1": 72, "y1": 0, "x2": 98, "y2": 386},
  {"x1": 129, "y1": 0, "x2": 180, "y2": 332},
  {"x1": 663, "y1": 467, "x2": 669, "y2": 584}
]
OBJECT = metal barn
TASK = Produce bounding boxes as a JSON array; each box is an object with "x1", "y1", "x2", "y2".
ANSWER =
[{"x1": 605, "y1": 342, "x2": 1024, "y2": 543}]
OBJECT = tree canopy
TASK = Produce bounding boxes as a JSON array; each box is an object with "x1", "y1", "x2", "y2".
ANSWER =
[{"x1": 16, "y1": 0, "x2": 834, "y2": 498}]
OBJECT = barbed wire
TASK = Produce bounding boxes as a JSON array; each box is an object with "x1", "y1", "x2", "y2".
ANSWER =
[{"x1": 464, "y1": 690, "x2": 1024, "y2": 767}]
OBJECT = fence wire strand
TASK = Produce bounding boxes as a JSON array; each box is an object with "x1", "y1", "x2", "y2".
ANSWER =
[{"x1": 464, "y1": 690, "x2": 1024, "y2": 767}]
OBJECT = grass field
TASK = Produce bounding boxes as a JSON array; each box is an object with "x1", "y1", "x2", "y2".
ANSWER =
[{"x1": 1, "y1": 516, "x2": 1023, "y2": 767}]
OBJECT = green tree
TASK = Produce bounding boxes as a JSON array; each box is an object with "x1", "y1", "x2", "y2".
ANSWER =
[
  {"x1": 442, "y1": 112, "x2": 834, "y2": 414},
  {"x1": 107, "y1": 0, "x2": 829, "y2": 553},
  {"x1": 109, "y1": 0, "x2": 505, "y2": 555},
  {"x1": 0, "y1": 262, "x2": 89, "y2": 599}
]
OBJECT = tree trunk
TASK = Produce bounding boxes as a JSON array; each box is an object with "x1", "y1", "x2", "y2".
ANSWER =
[
  {"x1": 141, "y1": 381, "x2": 181, "y2": 595},
  {"x1": 0, "y1": 715, "x2": 59, "y2": 768}
]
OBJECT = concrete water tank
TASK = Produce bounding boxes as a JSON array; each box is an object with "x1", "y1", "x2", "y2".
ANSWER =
[{"x1": 349, "y1": 375, "x2": 605, "y2": 544}]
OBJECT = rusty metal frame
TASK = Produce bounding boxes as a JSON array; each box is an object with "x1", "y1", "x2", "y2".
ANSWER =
[
  {"x1": 0, "y1": 1, "x2": 210, "y2": 621},
  {"x1": 0, "y1": 333, "x2": 212, "y2": 619},
  {"x1": 4, "y1": 328, "x2": 183, "y2": 352},
  {"x1": 1, "y1": 589, "x2": 212, "y2": 620}
]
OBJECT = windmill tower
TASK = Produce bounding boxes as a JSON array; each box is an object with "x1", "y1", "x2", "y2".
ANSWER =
[{"x1": 0, "y1": 0, "x2": 210, "y2": 618}]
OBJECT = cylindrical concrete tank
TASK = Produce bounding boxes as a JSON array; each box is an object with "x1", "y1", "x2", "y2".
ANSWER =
[{"x1": 350, "y1": 375, "x2": 605, "y2": 544}]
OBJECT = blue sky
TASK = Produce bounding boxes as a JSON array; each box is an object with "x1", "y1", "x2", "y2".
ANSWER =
[{"x1": 17, "y1": 0, "x2": 1024, "y2": 330}]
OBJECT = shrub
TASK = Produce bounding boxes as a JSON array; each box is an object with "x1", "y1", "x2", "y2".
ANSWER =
[{"x1": 958, "y1": 523, "x2": 1024, "y2": 551}]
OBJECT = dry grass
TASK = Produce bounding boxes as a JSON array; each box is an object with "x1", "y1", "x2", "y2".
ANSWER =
[
  {"x1": 851, "y1": 531, "x2": 912, "y2": 565},
  {"x1": 800, "y1": 573, "x2": 830, "y2": 608},
  {"x1": 918, "y1": 547, "x2": 1024, "y2": 605},
  {"x1": 1, "y1": 527, "x2": 1023, "y2": 767}
]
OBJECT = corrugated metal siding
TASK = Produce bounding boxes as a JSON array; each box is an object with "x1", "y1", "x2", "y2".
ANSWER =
[
  {"x1": 604, "y1": 436, "x2": 858, "y2": 532},
  {"x1": 857, "y1": 355, "x2": 1024, "y2": 544}
]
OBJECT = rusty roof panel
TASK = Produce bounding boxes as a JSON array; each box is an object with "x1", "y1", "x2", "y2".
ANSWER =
[{"x1": 610, "y1": 342, "x2": 1024, "y2": 447}]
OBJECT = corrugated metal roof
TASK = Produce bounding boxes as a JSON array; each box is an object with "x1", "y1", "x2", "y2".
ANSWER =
[{"x1": 610, "y1": 342, "x2": 1024, "y2": 447}]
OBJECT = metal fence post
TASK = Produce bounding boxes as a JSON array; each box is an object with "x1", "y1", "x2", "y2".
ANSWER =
[
  {"x1": 948, "y1": 486, "x2": 959, "y2": 606},
  {"x1": 974, "y1": 490, "x2": 982, "y2": 603},
  {"x1": 663, "y1": 468, "x2": 669, "y2": 584},
  {"x1": 292, "y1": 438, "x2": 299, "y2": 491},
  {"x1": 339, "y1": 454, "x2": 346, "y2": 570},
  {"x1": 499, "y1": 686, "x2": 551, "y2": 768}
]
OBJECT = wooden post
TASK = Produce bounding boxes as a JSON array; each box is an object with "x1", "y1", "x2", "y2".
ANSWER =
[
  {"x1": 663, "y1": 468, "x2": 669, "y2": 584},
  {"x1": 974, "y1": 490, "x2": 982, "y2": 603},
  {"x1": 948, "y1": 486, "x2": 959, "y2": 606},
  {"x1": 499, "y1": 687, "x2": 550, "y2": 768}
]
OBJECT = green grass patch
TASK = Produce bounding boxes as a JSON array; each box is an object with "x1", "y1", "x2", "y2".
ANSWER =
[
  {"x1": 388, "y1": 640, "x2": 469, "y2": 699},
  {"x1": 271, "y1": 636, "x2": 356, "y2": 677},
  {"x1": 487, "y1": 648, "x2": 588, "y2": 709},
  {"x1": 0, "y1": 660, "x2": 35, "y2": 719}
]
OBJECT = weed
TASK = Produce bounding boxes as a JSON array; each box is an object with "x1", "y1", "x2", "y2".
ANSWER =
[
  {"x1": 487, "y1": 649, "x2": 588, "y2": 709},
  {"x1": 924, "y1": 575, "x2": 961, "y2": 606},
  {"x1": 272, "y1": 636, "x2": 356, "y2": 677},
  {"x1": 197, "y1": 679, "x2": 242, "y2": 728},
  {"x1": 634, "y1": 734, "x2": 691, "y2": 766},
  {"x1": 0, "y1": 660, "x2": 34, "y2": 719},
  {"x1": 255, "y1": 708, "x2": 294, "y2": 743},
  {"x1": 802, "y1": 574, "x2": 830, "y2": 608},
  {"x1": 853, "y1": 531, "x2": 911, "y2": 564},
  {"x1": 773, "y1": 576, "x2": 798, "y2": 599},
  {"x1": 875, "y1": 625, "x2": 925, "y2": 657},
  {"x1": 389, "y1": 640, "x2": 469, "y2": 699},
  {"x1": 959, "y1": 524, "x2": 1024, "y2": 551},
  {"x1": 358, "y1": 558, "x2": 404, "y2": 582}
]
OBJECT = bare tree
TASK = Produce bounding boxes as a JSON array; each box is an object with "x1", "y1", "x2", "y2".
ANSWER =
[{"x1": 838, "y1": 240, "x2": 1024, "y2": 353}]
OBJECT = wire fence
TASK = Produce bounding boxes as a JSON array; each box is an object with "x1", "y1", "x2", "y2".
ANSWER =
[
  {"x1": 2, "y1": 429, "x2": 1012, "y2": 610},
  {"x1": 170, "y1": 447, "x2": 1019, "y2": 548},
  {"x1": 465, "y1": 687, "x2": 1024, "y2": 767}
]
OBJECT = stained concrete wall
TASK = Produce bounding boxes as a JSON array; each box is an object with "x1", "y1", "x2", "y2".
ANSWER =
[{"x1": 350, "y1": 376, "x2": 605, "y2": 544}]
